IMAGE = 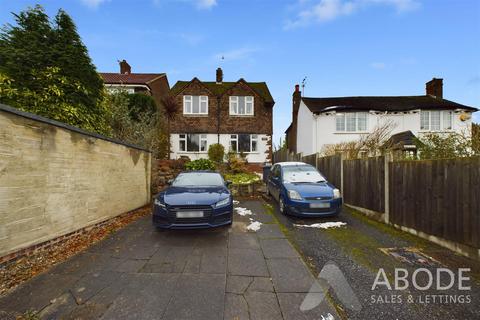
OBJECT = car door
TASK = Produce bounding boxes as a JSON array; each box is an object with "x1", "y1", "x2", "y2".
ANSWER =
[{"x1": 268, "y1": 165, "x2": 281, "y2": 200}]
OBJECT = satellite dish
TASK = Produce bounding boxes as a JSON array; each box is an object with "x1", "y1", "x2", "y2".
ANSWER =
[{"x1": 459, "y1": 113, "x2": 471, "y2": 121}]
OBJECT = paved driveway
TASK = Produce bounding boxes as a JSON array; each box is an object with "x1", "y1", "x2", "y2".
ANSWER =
[{"x1": 0, "y1": 200, "x2": 337, "y2": 320}]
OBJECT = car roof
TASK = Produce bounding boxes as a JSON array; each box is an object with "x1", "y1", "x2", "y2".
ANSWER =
[{"x1": 274, "y1": 162, "x2": 310, "y2": 167}]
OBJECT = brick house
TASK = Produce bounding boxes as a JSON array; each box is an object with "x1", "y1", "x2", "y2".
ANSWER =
[
  {"x1": 100, "y1": 60, "x2": 170, "y2": 107},
  {"x1": 168, "y1": 68, "x2": 274, "y2": 163}
]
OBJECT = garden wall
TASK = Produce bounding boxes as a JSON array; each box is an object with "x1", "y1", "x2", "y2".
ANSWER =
[{"x1": 0, "y1": 104, "x2": 151, "y2": 260}]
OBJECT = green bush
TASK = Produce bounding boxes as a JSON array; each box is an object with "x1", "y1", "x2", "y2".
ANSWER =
[
  {"x1": 185, "y1": 158, "x2": 216, "y2": 171},
  {"x1": 208, "y1": 143, "x2": 225, "y2": 163},
  {"x1": 226, "y1": 151, "x2": 248, "y2": 174},
  {"x1": 224, "y1": 173, "x2": 260, "y2": 185}
]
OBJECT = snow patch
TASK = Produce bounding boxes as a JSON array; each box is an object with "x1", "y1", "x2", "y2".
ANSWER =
[
  {"x1": 234, "y1": 207, "x2": 253, "y2": 216},
  {"x1": 294, "y1": 222, "x2": 346, "y2": 229},
  {"x1": 233, "y1": 200, "x2": 239, "y2": 205},
  {"x1": 246, "y1": 221, "x2": 262, "y2": 231}
]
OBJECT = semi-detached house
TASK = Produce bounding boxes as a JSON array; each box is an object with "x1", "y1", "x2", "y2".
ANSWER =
[{"x1": 168, "y1": 68, "x2": 274, "y2": 163}]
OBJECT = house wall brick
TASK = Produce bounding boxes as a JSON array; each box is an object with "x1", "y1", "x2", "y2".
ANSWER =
[{"x1": 0, "y1": 106, "x2": 151, "y2": 259}]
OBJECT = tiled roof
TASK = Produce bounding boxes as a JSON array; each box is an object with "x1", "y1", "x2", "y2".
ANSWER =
[
  {"x1": 100, "y1": 73, "x2": 166, "y2": 85},
  {"x1": 170, "y1": 80, "x2": 274, "y2": 103},
  {"x1": 301, "y1": 96, "x2": 477, "y2": 113}
]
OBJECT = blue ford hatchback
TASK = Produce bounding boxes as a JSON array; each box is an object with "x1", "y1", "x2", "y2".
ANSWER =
[
  {"x1": 267, "y1": 162, "x2": 342, "y2": 217},
  {"x1": 152, "y1": 171, "x2": 233, "y2": 229}
]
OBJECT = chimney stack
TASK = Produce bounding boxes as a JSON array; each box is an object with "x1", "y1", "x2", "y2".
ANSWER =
[
  {"x1": 119, "y1": 59, "x2": 131, "y2": 75},
  {"x1": 290, "y1": 84, "x2": 302, "y2": 153},
  {"x1": 216, "y1": 68, "x2": 223, "y2": 84},
  {"x1": 426, "y1": 78, "x2": 443, "y2": 99}
]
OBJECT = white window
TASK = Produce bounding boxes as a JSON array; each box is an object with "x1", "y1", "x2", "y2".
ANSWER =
[
  {"x1": 229, "y1": 96, "x2": 254, "y2": 115},
  {"x1": 229, "y1": 134, "x2": 258, "y2": 152},
  {"x1": 420, "y1": 110, "x2": 453, "y2": 131},
  {"x1": 335, "y1": 112, "x2": 368, "y2": 132},
  {"x1": 183, "y1": 95, "x2": 208, "y2": 115},
  {"x1": 179, "y1": 134, "x2": 208, "y2": 152}
]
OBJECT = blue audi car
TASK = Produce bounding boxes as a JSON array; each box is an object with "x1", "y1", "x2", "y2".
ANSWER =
[
  {"x1": 267, "y1": 162, "x2": 342, "y2": 217},
  {"x1": 152, "y1": 171, "x2": 233, "y2": 229}
]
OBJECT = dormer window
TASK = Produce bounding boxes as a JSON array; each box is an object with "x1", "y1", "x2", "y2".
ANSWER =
[
  {"x1": 335, "y1": 112, "x2": 368, "y2": 132},
  {"x1": 183, "y1": 95, "x2": 208, "y2": 115},
  {"x1": 230, "y1": 96, "x2": 254, "y2": 115}
]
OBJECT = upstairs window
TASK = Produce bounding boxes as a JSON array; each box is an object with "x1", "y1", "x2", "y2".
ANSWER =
[
  {"x1": 336, "y1": 112, "x2": 368, "y2": 132},
  {"x1": 230, "y1": 96, "x2": 254, "y2": 115},
  {"x1": 420, "y1": 110, "x2": 453, "y2": 131},
  {"x1": 230, "y1": 134, "x2": 258, "y2": 153},
  {"x1": 183, "y1": 95, "x2": 208, "y2": 115},
  {"x1": 179, "y1": 134, "x2": 207, "y2": 152}
]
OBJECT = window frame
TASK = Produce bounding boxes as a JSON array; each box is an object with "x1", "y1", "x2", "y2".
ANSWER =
[
  {"x1": 229, "y1": 96, "x2": 254, "y2": 116},
  {"x1": 229, "y1": 134, "x2": 259, "y2": 153},
  {"x1": 183, "y1": 95, "x2": 209, "y2": 115},
  {"x1": 335, "y1": 112, "x2": 368, "y2": 133},
  {"x1": 420, "y1": 110, "x2": 453, "y2": 132},
  {"x1": 178, "y1": 134, "x2": 208, "y2": 152}
]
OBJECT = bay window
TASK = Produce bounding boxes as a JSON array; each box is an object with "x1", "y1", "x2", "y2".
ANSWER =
[
  {"x1": 230, "y1": 96, "x2": 254, "y2": 115},
  {"x1": 230, "y1": 134, "x2": 258, "y2": 152},
  {"x1": 179, "y1": 134, "x2": 208, "y2": 152},
  {"x1": 183, "y1": 95, "x2": 208, "y2": 115},
  {"x1": 336, "y1": 112, "x2": 368, "y2": 132}
]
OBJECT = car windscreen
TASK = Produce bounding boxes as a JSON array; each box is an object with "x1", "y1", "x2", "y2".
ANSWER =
[
  {"x1": 172, "y1": 172, "x2": 224, "y2": 187},
  {"x1": 282, "y1": 165, "x2": 326, "y2": 183}
]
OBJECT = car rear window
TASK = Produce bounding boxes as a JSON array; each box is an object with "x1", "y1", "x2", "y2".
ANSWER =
[
  {"x1": 282, "y1": 165, "x2": 326, "y2": 183},
  {"x1": 173, "y1": 172, "x2": 224, "y2": 187}
]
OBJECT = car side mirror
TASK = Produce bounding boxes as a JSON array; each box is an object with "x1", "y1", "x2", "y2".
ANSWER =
[
  {"x1": 167, "y1": 179, "x2": 173, "y2": 185},
  {"x1": 225, "y1": 180, "x2": 232, "y2": 186}
]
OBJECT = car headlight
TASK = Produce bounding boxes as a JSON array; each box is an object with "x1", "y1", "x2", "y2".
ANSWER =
[
  {"x1": 154, "y1": 198, "x2": 166, "y2": 208},
  {"x1": 333, "y1": 188, "x2": 341, "y2": 199},
  {"x1": 287, "y1": 190, "x2": 303, "y2": 200},
  {"x1": 215, "y1": 197, "x2": 231, "y2": 208}
]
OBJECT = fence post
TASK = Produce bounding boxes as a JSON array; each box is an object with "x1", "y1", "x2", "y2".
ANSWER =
[
  {"x1": 340, "y1": 153, "x2": 344, "y2": 196},
  {"x1": 384, "y1": 153, "x2": 391, "y2": 224}
]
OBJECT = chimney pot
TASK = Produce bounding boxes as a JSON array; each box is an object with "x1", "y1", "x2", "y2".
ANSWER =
[
  {"x1": 426, "y1": 78, "x2": 443, "y2": 99},
  {"x1": 216, "y1": 68, "x2": 223, "y2": 84},
  {"x1": 295, "y1": 84, "x2": 300, "y2": 92},
  {"x1": 119, "y1": 59, "x2": 131, "y2": 75}
]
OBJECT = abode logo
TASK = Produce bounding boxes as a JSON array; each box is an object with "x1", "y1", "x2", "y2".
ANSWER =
[
  {"x1": 301, "y1": 261, "x2": 362, "y2": 313},
  {"x1": 370, "y1": 267, "x2": 472, "y2": 304}
]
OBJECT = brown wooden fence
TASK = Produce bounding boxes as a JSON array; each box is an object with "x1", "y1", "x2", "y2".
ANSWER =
[
  {"x1": 343, "y1": 156, "x2": 385, "y2": 213},
  {"x1": 272, "y1": 149, "x2": 301, "y2": 163},
  {"x1": 389, "y1": 157, "x2": 480, "y2": 248},
  {"x1": 316, "y1": 155, "x2": 342, "y2": 189}
]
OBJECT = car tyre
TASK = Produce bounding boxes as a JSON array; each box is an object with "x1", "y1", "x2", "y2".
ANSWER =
[{"x1": 279, "y1": 197, "x2": 286, "y2": 215}]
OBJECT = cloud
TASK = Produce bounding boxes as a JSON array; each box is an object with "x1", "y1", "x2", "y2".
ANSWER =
[
  {"x1": 80, "y1": 0, "x2": 109, "y2": 8},
  {"x1": 370, "y1": 62, "x2": 386, "y2": 69},
  {"x1": 178, "y1": 33, "x2": 205, "y2": 45},
  {"x1": 213, "y1": 47, "x2": 260, "y2": 62},
  {"x1": 285, "y1": 0, "x2": 420, "y2": 29},
  {"x1": 467, "y1": 76, "x2": 480, "y2": 86}
]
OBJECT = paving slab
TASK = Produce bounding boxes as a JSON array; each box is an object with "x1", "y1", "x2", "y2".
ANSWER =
[
  {"x1": 248, "y1": 277, "x2": 274, "y2": 292},
  {"x1": 70, "y1": 271, "x2": 123, "y2": 305},
  {"x1": 228, "y1": 248, "x2": 269, "y2": 277},
  {"x1": 226, "y1": 275, "x2": 253, "y2": 294},
  {"x1": 256, "y1": 224, "x2": 285, "y2": 239},
  {"x1": 224, "y1": 293, "x2": 250, "y2": 320},
  {"x1": 100, "y1": 273, "x2": 179, "y2": 320},
  {"x1": 200, "y1": 253, "x2": 226, "y2": 274},
  {"x1": 162, "y1": 273, "x2": 226, "y2": 320},
  {"x1": 260, "y1": 239, "x2": 299, "y2": 259},
  {"x1": 114, "y1": 259, "x2": 148, "y2": 273},
  {"x1": 229, "y1": 233, "x2": 261, "y2": 250},
  {"x1": 244, "y1": 291, "x2": 283, "y2": 320},
  {"x1": 267, "y1": 258, "x2": 315, "y2": 293}
]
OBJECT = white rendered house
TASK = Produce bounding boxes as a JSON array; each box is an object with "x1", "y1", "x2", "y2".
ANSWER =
[{"x1": 285, "y1": 79, "x2": 477, "y2": 156}]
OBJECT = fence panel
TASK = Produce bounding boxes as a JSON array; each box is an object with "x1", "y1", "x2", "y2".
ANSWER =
[
  {"x1": 316, "y1": 155, "x2": 342, "y2": 189},
  {"x1": 302, "y1": 154, "x2": 317, "y2": 167},
  {"x1": 272, "y1": 149, "x2": 301, "y2": 163},
  {"x1": 343, "y1": 156, "x2": 385, "y2": 213},
  {"x1": 389, "y1": 157, "x2": 480, "y2": 248}
]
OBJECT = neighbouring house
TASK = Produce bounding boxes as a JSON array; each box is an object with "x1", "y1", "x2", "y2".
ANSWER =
[
  {"x1": 285, "y1": 78, "x2": 478, "y2": 156},
  {"x1": 168, "y1": 68, "x2": 274, "y2": 163},
  {"x1": 100, "y1": 59, "x2": 170, "y2": 107}
]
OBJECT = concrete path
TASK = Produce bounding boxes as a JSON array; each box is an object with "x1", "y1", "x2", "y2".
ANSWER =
[{"x1": 0, "y1": 200, "x2": 336, "y2": 320}]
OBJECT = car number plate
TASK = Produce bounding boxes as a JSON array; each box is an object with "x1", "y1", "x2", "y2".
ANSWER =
[
  {"x1": 310, "y1": 203, "x2": 330, "y2": 209},
  {"x1": 176, "y1": 211, "x2": 204, "y2": 218}
]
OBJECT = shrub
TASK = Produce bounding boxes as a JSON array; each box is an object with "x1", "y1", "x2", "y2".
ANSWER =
[
  {"x1": 226, "y1": 151, "x2": 248, "y2": 174},
  {"x1": 208, "y1": 143, "x2": 225, "y2": 163},
  {"x1": 185, "y1": 158, "x2": 216, "y2": 171}
]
